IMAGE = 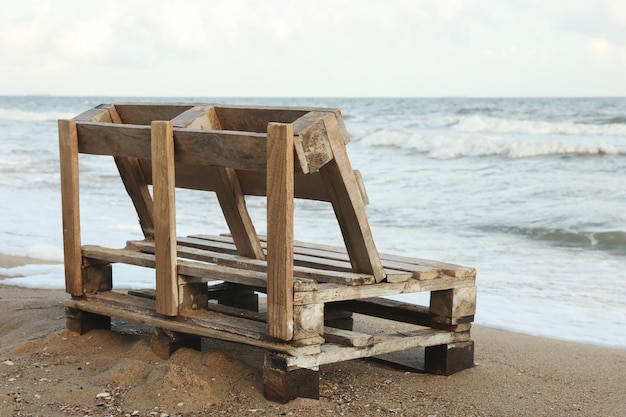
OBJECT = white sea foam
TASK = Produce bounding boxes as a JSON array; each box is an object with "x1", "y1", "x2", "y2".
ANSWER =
[
  {"x1": 357, "y1": 129, "x2": 624, "y2": 159},
  {"x1": 453, "y1": 115, "x2": 626, "y2": 136}
]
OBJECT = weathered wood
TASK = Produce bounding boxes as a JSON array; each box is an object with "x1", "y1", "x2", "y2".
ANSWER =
[
  {"x1": 72, "y1": 106, "x2": 113, "y2": 123},
  {"x1": 170, "y1": 236, "x2": 405, "y2": 285},
  {"x1": 170, "y1": 106, "x2": 214, "y2": 129},
  {"x1": 150, "y1": 328, "x2": 201, "y2": 359},
  {"x1": 64, "y1": 292, "x2": 319, "y2": 356},
  {"x1": 178, "y1": 283, "x2": 208, "y2": 310},
  {"x1": 114, "y1": 103, "x2": 194, "y2": 125},
  {"x1": 114, "y1": 157, "x2": 155, "y2": 237},
  {"x1": 76, "y1": 122, "x2": 270, "y2": 171},
  {"x1": 266, "y1": 123, "x2": 295, "y2": 341},
  {"x1": 323, "y1": 327, "x2": 373, "y2": 347},
  {"x1": 151, "y1": 121, "x2": 178, "y2": 316},
  {"x1": 319, "y1": 114, "x2": 385, "y2": 282},
  {"x1": 294, "y1": 277, "x2": 476, "y2": 305},
  {"x1": 263, "y1": 353, "x2": 320, "y2": 403},
  {"x1": 283, "y1": 328, "x2": 471, "y2": 369},
  {"x1": 424, "y1": 341, "x2": 475, "y2": 375},
  {"x1": 65, "y1": 306, "x2": 111, "y2": 334},
  {"x1": 335, "y1": 298, "x2": 471, "y2": 330},
  {"x1": 58, "y1": 119, "x2": 83, "y2": 296},
  {"x1": 209, "y1": 166, "x2": 265, "y2": 260},
  {"x1": 82, "y1": 263, "x2": 112, "y2": 294},
  {"x1": 214, "y1": 106, "x2": 308, "y2": 133},
  {"x1": 430, "y1": 286, "x2": 477, "y2": 321},
  {"x1": 293, "y1": 303, "x2": 324, "y2": 345}
]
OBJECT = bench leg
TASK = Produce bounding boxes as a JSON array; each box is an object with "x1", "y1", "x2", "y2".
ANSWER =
[
  {"x1": 263, "y1": 353, "x2": 319, "y2": 403},
  {"x1": 150, "y1": 328, "x2": 202, "y2": 360},
  {"x1": 65, "y1": 306, "x2": 111, "y2": 335},
  {"x1": 424, "y1": 340, "x2": 475, "y2": 375}
]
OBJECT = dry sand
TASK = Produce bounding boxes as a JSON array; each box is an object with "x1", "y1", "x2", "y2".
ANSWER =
[{"x1": 1, "y1": 254, "x2": 625, "y2": 416}]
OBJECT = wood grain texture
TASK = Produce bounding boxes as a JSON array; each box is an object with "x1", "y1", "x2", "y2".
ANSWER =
[
  {"x1": 319, "y1": 114, "x2": 385, "y2": 282},
  {"x1": 266, "y1": 123, "x2": 295, "y2": 340},
  {"x1": 58, "y1": 119, "x2": 83, "y2": 296},
  {"x1": 151, "y1": 121, "x2": 178, "y2": 316},
  {"x1": 209, "y1": 166, "x2": 265, "y2": 260}
]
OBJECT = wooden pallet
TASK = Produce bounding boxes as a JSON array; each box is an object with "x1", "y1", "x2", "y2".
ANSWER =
[{"x1": 59, "y1": 103, "x2": 477, "y2": 403}]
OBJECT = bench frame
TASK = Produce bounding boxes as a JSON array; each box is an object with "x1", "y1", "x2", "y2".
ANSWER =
[{"x1": 59, "y1": 103, "x2": 476, "y2": 403}]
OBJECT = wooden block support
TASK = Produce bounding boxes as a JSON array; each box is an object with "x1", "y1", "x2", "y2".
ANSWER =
[
  {"x1": 430, "y1": 286, "x2": 477, "y2": 322},
  {"x1": 151, "y1": 121, "x2": 179, "y2": 316},
  {"x1": 150, "y1": 328, "x2": 202, "y2": 360},
  {"x1": 263, "y1": 353, "x2": 319, "y2": 403},
  {"x1": 266, "y1": 123, "x2": 295, "y2": 340},
  {"x1": 82, "y1": 262, "x2": 112, "y2": 294},
  {"x1": 424, "y1": 341, "x2": 475, "y2": 376},
  {"x1": 58, "y1": 119, "x2": 83, "y2": 296},
  {"x1": 65, "y1": 306, "x2": 111, "y2": 335}
]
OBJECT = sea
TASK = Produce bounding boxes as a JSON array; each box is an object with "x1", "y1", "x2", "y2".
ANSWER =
[{"x1": 1, "y1": 96, "x2": 625, "y2": 350}]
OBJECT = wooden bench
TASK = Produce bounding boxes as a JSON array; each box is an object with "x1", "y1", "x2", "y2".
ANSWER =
[{"x1": 58, "y1": 103, "x2": 477, "y2": 403}]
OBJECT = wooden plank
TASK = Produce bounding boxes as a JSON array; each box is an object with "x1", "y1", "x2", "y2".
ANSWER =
[
  {"x1": 114, "y1": 157, "x2": 155, "y2": 237},
  {"x1": 81, "y1": 245, "x2": 271, "y2": 288},
  {"x1": 72, "y1": 106, "x2": 113, "y2": 123},
  {"x1": 336, "y1": 298, "x2": 469, "y2": 330},
  {"x1": 128, "y1": 238, "x2": 370, "y2": 287},
  {"x1": 294, "y1": 276, "x2": 476, "y2": 306},
  {"x1": 108, "y1": 105, "x2": 156, "y2": 238},
  {"x1": 114, "y1": 104, "x2": 194, "y2": 125},
  {"x1": 209, "y1": 166, "x2": 265, "y2": 260},
  {"x1": 214, "y1": 106, "x2": 309, "y2": 133},
  {"x1": 75, "y1": 122, "x2": 270, "y2": 171},
  {"x1": 266, "y1": 122, "x2": 295, "y2": 341},
  {"x1": 323, "y1": 327, "x2": 374, "y2": 348},
  {"x1": 58, "y1": 119, "x2": 83, "y2": 296},
  {"x1": 282, "y1": 238, "x2": 476, "y2": 278},
  {"x1": 319, "y1": 114, "x2": 385, "y2": 282},
  {"x1": 289, "y1": 328, "x2": 470, "y2": 369},
  {"x1": 291, "y1": 111, "x2": 334, "y2": 174},
  {"x1": 64, "y1": 292, "x2": 319, "y2": 356},
  {"x1": 151, "y1": 120, "x2": 178, "y2": 316},
  {"x1": 170, "y1": 105, "x2": 215, "y2": 129}
]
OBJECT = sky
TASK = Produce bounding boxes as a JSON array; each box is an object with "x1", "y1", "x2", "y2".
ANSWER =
[{"x1": 1, "y1": 0, "x2": 625, "y2": 97}]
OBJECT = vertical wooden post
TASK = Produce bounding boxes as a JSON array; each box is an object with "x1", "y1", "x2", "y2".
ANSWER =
[
  {"x1": 151, "y1": 121, "x2": 178, "y2": 316},
  {"x1": 58, "y1": 119, "x2": 83, "y2": 296},
  {"x1": 266, "y1": 123, "x2": 294, "y2": 341}
]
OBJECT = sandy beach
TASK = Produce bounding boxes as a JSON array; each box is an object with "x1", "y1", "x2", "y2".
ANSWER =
[{"x1": 1, "y1": 254, "x2": 625, "y2": 417}]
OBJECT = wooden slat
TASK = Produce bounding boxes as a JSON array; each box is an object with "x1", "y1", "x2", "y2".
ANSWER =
[
  {"x1": 288, "y1": 328, "x2": 470, "y2": 369},
  {"x1": 128, "y1": 239, "x2": 370, "y2": 286},
  {"x1": 323, "y1": 327, "x2": 374, "y2": 347},
  {"x1": 209, "y1": 166, "x2": 265, "y2": 260},
  {"x1": 319, "y1": 114, "x2": 386, "y2": 282},
  {"x1": 75, "y1": 122, "x2": 270, "y2": 171},
  {"x1": 64, "y1": 292, "x2": 319, "y2": 356},
  {"x1": 151, "y1": 121, "x2": 178, "y2": 316},
  {"x1": 170, "y1": 106, "x2": 214, "y2": 129},
  {"x1": 213, "y1": 106, "x2": 308, "y2": 133},
  {"x1": 266, "y1": 122, "x2": 295, "y2": 341},
  {"x1": 282, "y1": 238, "x2": 476, "y2": 278},
  {"x1": 81, "y1": 245, "x2": 271, "y2": 288},
  {"x1": 294, "y1": 276, "x2": 476, "y2": 306},
  {"x1": 181, "y1": 235, "x2": 414, "y2": 283},
  {"x1": 291, "y1": 111, "x2": 334, "y2": 174},
  {"x1": 58, "y1": 119, "x2": 83, "y2": 296},
  {"x1": 114, "y1": 104, "x2": 194, "y2": 125}
]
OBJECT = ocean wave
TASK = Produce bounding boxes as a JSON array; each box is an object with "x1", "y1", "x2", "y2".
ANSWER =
[
  {"x1": 452, "y1": 115, "x2": 626, "y2": 136},
  {"x1": 355, "y1": 129, "x2": 625, "y2": 159},
  {"x1": 486, "y1": 226, "x2": 626, "y2": 255},
  {"x1": 0, "y1": 108, "x2": 75, "y2": 122}
]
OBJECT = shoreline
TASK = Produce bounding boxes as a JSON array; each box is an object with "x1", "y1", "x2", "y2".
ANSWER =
[{"x1": 2, "y1": 254, "x2": 625, "y2": 415}]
